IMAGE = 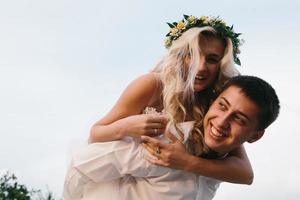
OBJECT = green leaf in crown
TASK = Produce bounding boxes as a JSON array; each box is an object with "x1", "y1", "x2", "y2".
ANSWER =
[{"x1": 164, "y1": 14, "x2": 243, "y2": 66}]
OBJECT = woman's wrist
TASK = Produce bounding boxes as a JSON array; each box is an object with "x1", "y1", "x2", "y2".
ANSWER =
[{"x1": 115, "y1": 118, "x2": 129, "y2": 139}]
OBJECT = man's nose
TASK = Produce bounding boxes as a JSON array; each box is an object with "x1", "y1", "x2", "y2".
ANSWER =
[{"x1": 215, "y1": 113, "x2": 230, "y2": 130}]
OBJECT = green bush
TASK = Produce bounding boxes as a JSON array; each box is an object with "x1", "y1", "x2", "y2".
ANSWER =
[{"x1": 0, "y1": 171, "x2": 56, "y2": 200}]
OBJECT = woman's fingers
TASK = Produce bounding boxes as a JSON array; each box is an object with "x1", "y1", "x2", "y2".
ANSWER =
[
  {"x1": 146, "y1": 114, "x2": 168, "y2": 125},
  {"x1": 148, "y1": 122, "x2": 166, "y2": 129},
  {"x1": 141, "y1": 135, "x2": 160, "y2": 146},
  {"x1": 141, "y1": 114, "x2": 167, "y2": 136},
  {"x1": 127, "y1": 114, "x2": 167, "y2": 137},
  {"x1": 145, "y1": 127, "x2": 165, "y2": 136},
  {"x1": 142, "y1": 143, "x2": 159, "y2": 157},
  {"x1": 144, "y1": 155, "x2": 168, "y2": 167},
  {"x1": 141, "y1": 136, "x2": 168, "y2": 149}
]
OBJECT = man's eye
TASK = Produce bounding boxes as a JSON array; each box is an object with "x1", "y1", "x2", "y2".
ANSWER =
[
  {"x1": 219, "y1": 102, "x2": 226, "y2": 110},
  {"x1": 234, "y1": 115, "x2": 245, "y2": 125}
]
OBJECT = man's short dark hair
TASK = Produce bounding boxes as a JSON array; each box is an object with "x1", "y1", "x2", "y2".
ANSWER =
[{"x1": 223, "y1": 75, "x2": 280, "y2": 130}]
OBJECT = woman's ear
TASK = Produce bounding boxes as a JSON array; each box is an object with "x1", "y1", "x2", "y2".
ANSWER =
[{"x1": 247, "y1": 130, "x2": 265, "y2": 143}]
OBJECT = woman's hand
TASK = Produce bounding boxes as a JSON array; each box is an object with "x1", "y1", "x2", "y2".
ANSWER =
[
  {"x1": 141, "y1": 132, "x2": 192, "y2": 170},
  {"x1": 121, "y1": 114, "x2": 168, "y2": 138}
]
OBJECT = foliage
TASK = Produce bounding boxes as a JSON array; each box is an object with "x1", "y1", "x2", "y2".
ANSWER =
[{"x1": 0, "y1": 171, "x2": 56, "y2": 200}]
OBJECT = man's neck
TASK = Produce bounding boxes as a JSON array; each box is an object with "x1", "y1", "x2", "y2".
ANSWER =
[{"x1": 200, "y1": 150, "x2": 228, "y2": 160}]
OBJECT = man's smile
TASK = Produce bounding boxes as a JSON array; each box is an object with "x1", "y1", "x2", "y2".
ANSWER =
[{"x1": 209, "y1": 123, "x2": 228, "y2": 139}]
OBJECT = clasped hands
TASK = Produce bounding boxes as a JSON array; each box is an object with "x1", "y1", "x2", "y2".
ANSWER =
[
  {"x1": 123, "y1": 113, "x2": 191, "y2": 170},
  {"x1": 123, "y1": 113, "x2": 168, "y2": 137},
  {"x1": 141, "y1": 133, "x2": 191, "y2": 170}
]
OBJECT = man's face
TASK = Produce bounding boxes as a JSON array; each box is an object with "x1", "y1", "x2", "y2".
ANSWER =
[{"x1": 203, "y1": 86, "x2": 264, "y2": 154}]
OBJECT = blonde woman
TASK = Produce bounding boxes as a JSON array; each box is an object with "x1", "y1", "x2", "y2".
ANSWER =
[{"x1": 64, "y1": 15, "x2": 252, "y2": 199}]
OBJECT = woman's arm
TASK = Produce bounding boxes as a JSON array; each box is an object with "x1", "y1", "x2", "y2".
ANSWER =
[
  {"x1": 142, "y1": 135, "x2": 253, "y2": 185},
  {"x1": 89, "y1": 73, "x2": 167, "y2": 143}
]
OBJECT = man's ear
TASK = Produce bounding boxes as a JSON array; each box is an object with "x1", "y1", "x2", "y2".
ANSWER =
[{"x1": 247, "y1": 130, "x2": 265, "y2": 143}]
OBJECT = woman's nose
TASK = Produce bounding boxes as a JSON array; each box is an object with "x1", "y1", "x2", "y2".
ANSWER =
[{"x1": 198, "y1": 56, "x2": 207, "y2": 72}]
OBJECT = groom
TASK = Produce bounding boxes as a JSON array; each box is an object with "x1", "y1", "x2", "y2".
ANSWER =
[{"x1": 64, "y1": 75, "x2": 280, "y2": 200}]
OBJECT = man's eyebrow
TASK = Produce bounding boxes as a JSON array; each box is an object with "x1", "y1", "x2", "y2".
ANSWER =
[
  {"x1": 220, "y1": 97, "x2": 230, "y2": 105},
  {"x1": 220, "y1": 97, "x2": 251, "y2": 121}
]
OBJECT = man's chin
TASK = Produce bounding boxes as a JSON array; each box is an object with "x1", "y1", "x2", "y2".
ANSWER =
[
  {"x1": 204, "y1": 138, "x2": 218, "y2": 151},
  {"x1": 204, "y1": 142, "x2": 225, "y2": 155}
]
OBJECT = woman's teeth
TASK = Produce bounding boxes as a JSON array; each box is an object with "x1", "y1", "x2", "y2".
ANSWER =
[{"x1": 196, "y1": 75, "x2": 206, "y2": 80}]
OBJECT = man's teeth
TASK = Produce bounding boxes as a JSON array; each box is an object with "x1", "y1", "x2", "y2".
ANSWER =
[
  {"x1": 196, "y1": 75, "x2": 206, "y2": 80},
  {"x1": 211, "y1": 126, "x2": 225, "y2": 137}
]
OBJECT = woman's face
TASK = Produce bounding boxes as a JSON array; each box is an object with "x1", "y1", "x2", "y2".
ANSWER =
[{"x1": 185, "y1": 35, "x2": 225, "y2": 92}]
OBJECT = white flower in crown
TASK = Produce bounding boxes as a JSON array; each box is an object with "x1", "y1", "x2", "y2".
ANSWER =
[
  {"x1": 176, "y1": 20, "x2": 186, "y2": 31},
  {"x1": 164, "y1": 37, "x2": 172, "y2": 48},
  {"x1": 210, "y1": 16, "x2": 226, "y2": 26},
  {"x1": 216, "y1": 18, "x2": 226, "y2": 25},
  {"x1": 170, "y1": 27, "x2": 179, "y2": 37},
  {"x1": 187, "y1": 15, "x2": 197, "y2": 24},
  {"x1": 200, "y1": 16, "x2": 209, "y2": 24}
]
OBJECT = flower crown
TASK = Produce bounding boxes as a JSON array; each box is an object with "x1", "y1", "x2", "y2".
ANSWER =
[{"x1": 165, "y1": 14, "x2": 243, "y2": 65}]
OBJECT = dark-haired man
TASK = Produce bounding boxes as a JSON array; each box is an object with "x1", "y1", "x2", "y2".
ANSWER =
[
  {"x1": 64, "y1": 75, "x2": 280, "y2": 200},
  {"x1": 202, "y1": 75, "x2": 280, "y2": 155}
]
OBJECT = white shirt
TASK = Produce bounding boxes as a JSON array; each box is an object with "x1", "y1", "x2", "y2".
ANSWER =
[{"x1": 63, "y1": 122, "x2": 220, "y2": 200}]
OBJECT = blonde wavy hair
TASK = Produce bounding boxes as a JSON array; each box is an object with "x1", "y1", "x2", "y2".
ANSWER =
[{"x1": 153, "y1": 27, "x2": 240, "y2": 155}]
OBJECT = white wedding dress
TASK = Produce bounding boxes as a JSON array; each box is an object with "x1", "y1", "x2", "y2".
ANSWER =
[{"x1": 63, "y1": 121, "x2": 220, "y2": 200}]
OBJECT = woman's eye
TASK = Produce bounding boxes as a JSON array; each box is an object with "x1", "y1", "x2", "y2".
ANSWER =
[{"x1": 206, "y1": 57, "x2": 219, "y2": 64}]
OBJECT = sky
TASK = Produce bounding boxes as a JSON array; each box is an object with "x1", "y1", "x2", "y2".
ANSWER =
[{"x1": 0, "y1": 0, "x2": 299, "y2": 199}]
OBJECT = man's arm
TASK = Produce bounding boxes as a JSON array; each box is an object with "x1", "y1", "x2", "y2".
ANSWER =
[
  {"x1": 142, "y1": 135, "x2": 253, "y2": 185},
  {"x1": 184, "y1": 146, "x2": 253, "y2": 184}
]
